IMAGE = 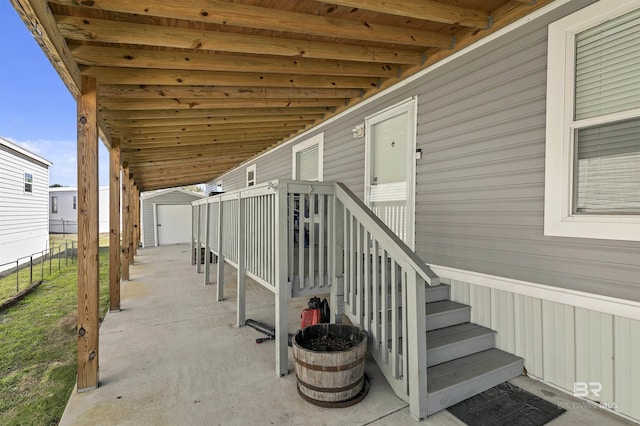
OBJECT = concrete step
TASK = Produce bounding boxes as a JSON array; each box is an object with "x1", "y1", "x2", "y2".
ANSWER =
[
  {"x1": 425, "y1": 300, "x2": 470, "y2": 331},
  {"x1": 426, "y1": 323, "x2": 496, "y2": 367},
  {"x1": 426, "y1": 348, "x2": 524, "y2": 415},
  {"x1": 425, "y1": 284, "x2": 450, "y2": 303}
]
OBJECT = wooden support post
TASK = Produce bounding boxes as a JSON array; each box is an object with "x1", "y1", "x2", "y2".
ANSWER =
[
  {"x1": 109, "y1": 138, "x2": 121, "y2": 311},
  {"x1": 121, "y1": 166, "x2": 131, "y2": 281},
  {"x1": 237, "y1": 194, "x2": 246, "y2": 326},
  {"x1": 76, "y1": 75, "x2": 100, "y2": 391}
]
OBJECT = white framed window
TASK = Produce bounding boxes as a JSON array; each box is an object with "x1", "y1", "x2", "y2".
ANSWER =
[
  {"x1": 73, "y1": 195, "x2": 77, "y2": 210},
  {"x1": 24, "y1": 172, "x2": 33, "y2": 193},
  {"x1": 246, "y1": 164, "x2": 256, "y2": 187},
  {"x1": 544, "y1": 0, "x2": 640, "y2": 241},
  {"x1": 292, "y1": 133, "x2": 323, "y2": 181},
  {"x1": 51, "y1": 196, "x2": 58, "y2": 214}
]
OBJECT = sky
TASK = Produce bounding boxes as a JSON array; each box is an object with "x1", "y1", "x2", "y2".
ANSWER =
[{"x1": 0, "y1": 2, "x2": 110, "y2": 187}]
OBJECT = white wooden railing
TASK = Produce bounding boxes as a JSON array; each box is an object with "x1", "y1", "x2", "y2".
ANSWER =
[{"x1": 191, "y1": 179, "x2": 439, "y2": 419}]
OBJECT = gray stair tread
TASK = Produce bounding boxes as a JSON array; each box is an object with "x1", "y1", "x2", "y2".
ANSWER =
[
  {"x1": 426, "y1": 323, "x2": 495, "y2": 348},
  {"x1": 427, "y1": 348, "x2": 523, "y2": 393},
  {"x1": 425, "y1": 284, "x2": 450, "y2": 302},
  {"x1": 426, "y1": 300, "x2": 469, "y2": 315}
]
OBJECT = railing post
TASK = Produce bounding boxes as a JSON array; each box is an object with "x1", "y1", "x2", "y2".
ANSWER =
[
  {"x1": 274, "y1": 182, "x2": 289, "y2": 377},
  {"x1": 237, "y1": 193, "x2": 246, "y2": 326},
  {"x1": 196, "y1": 204, "x2": 202, "y2": 273},
  {"x1": 191, "y1": 206, "x2": 196, "y2": 265},
  {"x1": 406, "y1": 270, "x2": 428, "y2": 420},
  {"x1": 216, "y1": 200, "x2": 224, "y2": 301},
  {"x1": 330, "y1": 192, "x2": 345, "y2": 323},
  {"x1": 204, "y1": 201, "x2": 211, "y2": 285}
]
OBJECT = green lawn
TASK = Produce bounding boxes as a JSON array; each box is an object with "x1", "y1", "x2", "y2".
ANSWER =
[{"x1": 0, "y1": 244, "x2": 110, "y2": 425}]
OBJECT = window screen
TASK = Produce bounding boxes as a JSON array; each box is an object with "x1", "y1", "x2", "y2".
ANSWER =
[
  {"x1": 573, "y1": 8, "x2": 640, "y2": 214},
  {"x1": 574, "y1": 8, "x2": 640, "y2": 120},
  {"x1": 295, "y1": 143, "x2": 319, "y2": 181}
]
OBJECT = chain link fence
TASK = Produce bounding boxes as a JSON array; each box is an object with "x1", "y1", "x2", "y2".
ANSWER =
[
  {"x1": 49, "y1": 219, "x2": 78, "y2": 235},
  {"x1": 0, "y1": 241, "x2": 77, "y2": 306}
]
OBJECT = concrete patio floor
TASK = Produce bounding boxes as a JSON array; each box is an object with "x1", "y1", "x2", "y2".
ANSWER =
[{"x1": 60, "y1": 245, "x2": 636, "y2": 426}]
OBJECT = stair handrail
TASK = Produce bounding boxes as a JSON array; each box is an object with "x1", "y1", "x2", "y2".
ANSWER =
[{"x1": 335, "y1": 182, "x2": 439, "y2": 287}]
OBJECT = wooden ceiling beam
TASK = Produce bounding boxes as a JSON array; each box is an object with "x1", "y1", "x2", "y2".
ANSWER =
[
  {"x1": 328, "y1": 0, "x2": 489, "y2": 28},
  {"x1": 72, "y1": 45, "x2": 399, "y2": 78},
  {"x1": 136, "y1": 173, "x2": 225, "y2": 190},
  {"x1": 50, "y1": 0, "x2": 451, "y2": 48},
  {"x1": 122, "y1": 132, "x2": 291, "y2": 145},
  {"x1": 82, "y1": 67, "x2": 378, "y2": 89},
  {"x1": 101, "y1": 107, "x2": 332, "y2": 120},
  {"x1": 99, "y1": 85, "x2": 363, "y2": 100},
  {"x1": 121, "y1": 134, "x2": 283, "y2": 145},
  {"x1": 131, "y1": 157, "x2": 259, "y2": 168},
  {"x1": 56, "y1": 15, "x2": 424, "y2": 64},
  {"x1": 114, "y1": 119, "x2": 313, "y2": 136},
  {"x1": 108, "y1": 114, "x2": 325, "y2": 128},
  {"x1": 122, "y1": 144, "x2": 275, "y2": 157},
  {"x1": 99, "y1": 96, "x2": 348, "y2": 110}
]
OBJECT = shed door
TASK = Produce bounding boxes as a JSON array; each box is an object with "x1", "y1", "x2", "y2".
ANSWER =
[
  {"x1": 157, "y1": 204, "x2": 192, "y2": 245},
  {"x1": 365, "y1": 98, "x2": 417, "y2": 249}
]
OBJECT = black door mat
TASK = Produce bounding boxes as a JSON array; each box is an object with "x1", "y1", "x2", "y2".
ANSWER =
[{"x1": 447, "y1": 382, "x2": 566, "y2": 426}]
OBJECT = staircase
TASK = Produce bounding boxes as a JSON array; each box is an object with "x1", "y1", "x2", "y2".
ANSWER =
[
  {"x1": 424, "y1": 283, "x2": 523, "y2": 414},
  {"x1": 193, "y1": 179, "x2": 525, "y2": 421}
]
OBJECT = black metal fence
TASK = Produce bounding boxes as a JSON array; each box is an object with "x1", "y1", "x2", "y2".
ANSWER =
[
  {"x1": 0, "y1": 241, "x2": 77, "y2": 303},
  {"x1": 49, "y1": 219, "x2": 78, "y2": 235}
]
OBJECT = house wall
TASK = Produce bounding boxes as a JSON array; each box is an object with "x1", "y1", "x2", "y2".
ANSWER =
[
  {"x1": 0, "y1": 143, "x2": 50, "y2": 271},
  {"x1": 212, "y1": 0, "x2": 639, "y2": 303},
  {"x1": 141, "y1": 190, "x2": 203, "y2": 248},
  {"x1": 207, "y1": 2, "x2": 639, "y2": 420},
  {"x1": 49, "y1": 187, "x2": 110, "y2": 233}
]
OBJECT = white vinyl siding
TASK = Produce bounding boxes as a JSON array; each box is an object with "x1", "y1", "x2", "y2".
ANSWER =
[{"x1": 0, "y1": 139, "x2": 50, "y2": 271}]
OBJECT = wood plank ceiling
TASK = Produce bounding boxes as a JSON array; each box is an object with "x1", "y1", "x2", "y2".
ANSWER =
[{"x1": 13, "y1": 0, "x2": 552, "y2": 191}]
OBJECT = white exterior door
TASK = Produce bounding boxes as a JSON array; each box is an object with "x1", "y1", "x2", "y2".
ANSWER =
[
  {"x1": 156, "y1": 204, "x2": 192, "y2": 246},
  {"x1": 365, "y1": 98, "x2": 417, "y2": 249}
]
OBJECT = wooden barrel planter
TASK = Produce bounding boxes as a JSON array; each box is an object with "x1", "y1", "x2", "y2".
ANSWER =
[{"x1": 292, "y1": 323, "x2": 369, "y2": 407}]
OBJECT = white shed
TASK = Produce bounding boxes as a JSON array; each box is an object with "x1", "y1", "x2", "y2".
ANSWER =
[
  {"x1": 49, "y1": 186, "x2": 110, "y2": 233},
  {"x1": 0, "y1": 137, "x2": 52, "y2": 272},
  {"x1": 140, "y1": 188, "x2": 204, "y2": 247}
]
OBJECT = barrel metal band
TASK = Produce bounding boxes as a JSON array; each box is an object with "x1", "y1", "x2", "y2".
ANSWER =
[
  {"x1": 296, "y1": 374, "x2": 364, "y2": 394},
  {"x1": 293, "y1": 355, "x2": 364, "y2": 372}
]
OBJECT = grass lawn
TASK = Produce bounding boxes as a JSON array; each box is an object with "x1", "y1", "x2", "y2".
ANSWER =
[{"x1": 0, "y1": 238, "x2": 111, "y2": 425}]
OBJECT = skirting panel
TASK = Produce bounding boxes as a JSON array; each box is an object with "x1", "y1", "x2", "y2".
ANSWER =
[{"x1": 443, "y1": 277, "x2": 639, "y2": 422}]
